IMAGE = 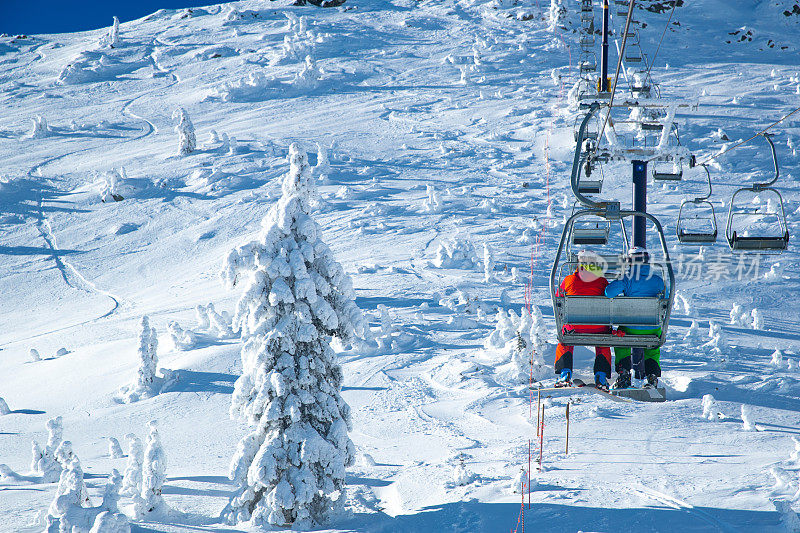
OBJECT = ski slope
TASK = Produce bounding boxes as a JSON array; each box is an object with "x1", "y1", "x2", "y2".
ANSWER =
[{"x1": 0, "y1": 0, "x2": 799, "y2": 531}]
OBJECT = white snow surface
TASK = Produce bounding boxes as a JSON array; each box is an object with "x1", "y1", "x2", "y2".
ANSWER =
[{"x1": 0, "y1": 0, "x2": 799, "y2": 531}]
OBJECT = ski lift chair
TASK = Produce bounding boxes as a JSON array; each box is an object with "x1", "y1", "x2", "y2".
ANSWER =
[
  {"x1": 624, "y1": 53, "x2": 643, "y2": 64},
  {"x1": 574, "y1": 113, "x2": 599, "y2": 142},
  {"x1": 652, "y1": 159, "x2": 683, "y2": 181},
  {"x1": 576, "y1": 155, "x2": 603, "y2": 194},
  {"x1": 677, "y1": 165, "x2": 717, "y2": 244},
  {"x1": 551, "y1": 205, "x2": 675, "y2": 349},
  {"x1": 570, "y1": 203, "x2": 612, "y2": 245},
  {"x1": 725, "y1": 133, "x2": 790, "y2": 252}
]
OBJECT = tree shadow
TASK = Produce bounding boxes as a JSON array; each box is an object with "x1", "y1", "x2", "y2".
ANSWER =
[
  {"x1": 339, "y1": 500, "x2": 779, "y2": 532},
  {"x1": 161, "y1": 369, "x2": 236, "y2": 395}
]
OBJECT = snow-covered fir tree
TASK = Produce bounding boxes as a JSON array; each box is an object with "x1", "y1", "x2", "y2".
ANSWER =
[
  {"x1": 46, "y1": 466, "x2": 129, "y2": 533},
  {"x1": 136, "y1": 421, "x2": 167, "y2": 516},
  {"x1": 173, "y1": 108, "x2": 196, "y2": 156},
  {"x1": 482, "y1": 243, "x2": 494, "y2": 282},
  {"x1": 34, "y1": 416, "x2": 64, "y2": 483},
  {"x1": 166, "y1": 321, "x2": 197, "y2": 351},
  {"x1": 119, "y1": 316, "x2": 159, "y2": 403},
  {"x1": 0, "y1": 397, "x2": 9, "y2": 415},
  {"x1": 121, "y1": 433, "x2": 143, "y2": 497},
  {"x1": 27, "y1": 115, "x2": 50, "y2": 139},
  {"x1": 219, "y1": 143, "x2": 364, "y2": 528},
  {"x1": 108, "y1": 437, "x2": 124, "y2": 459}
]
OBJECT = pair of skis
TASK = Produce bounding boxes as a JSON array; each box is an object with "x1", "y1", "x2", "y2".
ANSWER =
[{"x1": 538, "y1": 377, "x2": 668, "y2": 403}]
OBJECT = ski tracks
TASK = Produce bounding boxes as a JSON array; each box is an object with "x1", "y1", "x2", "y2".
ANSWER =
[
  {"x1": 632, "y1": 484, "x2": 736, "y2": 532},
  {"x1": 19, "y1": 28, "x2": 183, "y2": 344}
]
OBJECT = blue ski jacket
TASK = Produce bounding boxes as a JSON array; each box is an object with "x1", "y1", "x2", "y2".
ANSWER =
[{"x1": 605, "y1": 264, "x2": 664, "y2": 298}]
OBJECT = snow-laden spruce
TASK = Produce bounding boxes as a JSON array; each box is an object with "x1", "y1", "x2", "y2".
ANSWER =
[
  {"x1": 99, "y1": 16, "x2": 121, "y2": 48},
  {"x1": 484, "y1": 307, "x2": 549, "y2": 383},
  {"x1": 219, "y1": 143, "x2": 363, "y2": 528},
  {"x1": 173, "y1": 108, "x2": 196, "y2": 156},
  {"x1": 45, "y1": 464, "x2": 129, "y2": 533},
  {"x1": 118, "y1": 316, "x2": 160, "y2": 403},
  {"x1": 27, "y1": 115, "x2": 50, "y2": 139},
  {"x1": 107, "y1": 437, "x2": 123, "y2": 459},
  {"x1": 134, "y1": 421, "x2": 167, "y2": 517},
  {"x1": 0, "y1": 396, "x2": 9, "y2": 415},
  {"x1": 121, "y1": 433, "x2": 144, "y2": 498}
]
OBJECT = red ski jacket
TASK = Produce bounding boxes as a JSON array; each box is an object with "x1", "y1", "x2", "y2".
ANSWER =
[{"x1": 557, "y1": 270, "x2": 609, "y2": 334}]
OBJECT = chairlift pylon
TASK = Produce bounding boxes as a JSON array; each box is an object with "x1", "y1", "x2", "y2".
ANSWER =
[
  {"x1": 676, "y1": 165, "x2": 717, "y2": 244},
  {"x1": 725, "y1": 133, "x2": 790, "y2": 253}
]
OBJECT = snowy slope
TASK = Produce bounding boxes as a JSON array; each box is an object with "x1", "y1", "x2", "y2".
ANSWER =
[{"x1": 0, "y1": 0, "x2": 799, "y2": 531}]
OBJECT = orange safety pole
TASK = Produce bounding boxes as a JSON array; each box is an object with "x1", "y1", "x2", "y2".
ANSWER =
[{"x1": 536, "y1": 389, "x2": 541, "y2": 437}]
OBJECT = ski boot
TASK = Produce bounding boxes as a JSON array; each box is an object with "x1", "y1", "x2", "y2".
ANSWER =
[
  {"x1": 644, "y1": 374, "x2": 659, "y2": 389},
  {"x1": 594, "y1": 371, "x2": 609, "y2": 392},
  {"x1": 554, "y1": 369, "x2": 572, "y2": 388},
  {"x1": 612, "y1": 369, "x2": 632, "y2": 390}
]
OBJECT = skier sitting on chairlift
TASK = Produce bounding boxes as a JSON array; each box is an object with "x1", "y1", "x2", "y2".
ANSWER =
[
  {"x1": 554, "y1": 250, "x2": 614, "y2": 391},
  {"x1": 604, "y1": 246, "x2": 665, "y2": 390}
]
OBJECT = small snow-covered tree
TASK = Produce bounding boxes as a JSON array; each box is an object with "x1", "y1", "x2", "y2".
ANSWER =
[
  {"x1": 219, "y1": 143, "x2": 363, "y2": 528},
  {"x1": 166, "y1": 321, "x2": 196, "y2": 351},
  {"x1": 108, "y1": 437, "x2": 124, "y2": 459},
  {"x1": 89, "y1": 510, "x2": 130, "y2": 533},
  {"x1": 701, "y1": 394, "x2": 721, "y2": 421},
  {"x1": 99, "y1": 16, "x2": 121, "y2": 47},
  {"x1": 751, "y1": 308, "x2": 764, "y2": 330},
  {"x1": 30, "y1": 348, "x2": 41, "y2": 361},
  {"x1": 173, "y1": 108, "x2": 196, "y2": 156},
  {"x1": 136, "y1": 421, "x2": 166, "y2": 516},
  {"x1": 47, "y1": 466, "x2": 129, "y2": 533},
  {"x1": 119, "y1": 316, "x2": 159, "y2": 403},
  {"x1": 483, "y1": 243, "x2": 494, "y2": 282},
  {"x1": 48, "y1": 454, "x2": 91, "y2": 518},
  {"x1": 741, "y1": 404, "x2": 755, "y2": 431},
  {"x1": 121, "y1": 434, "x2": 143, "y2": 497},
  {"x1": 0, "y1": 397, "x2": 9, "y2": 415},
  {"x1": 27, "y1": 115, "x2": 50, "y2": 139},
  {"x1": 312, "y1": 142, "x2": 330, "y2": 182},
  {"x1": 35, "y1": 416, "x2": 64, "y2": 482},
  {"x1": 293, "y1": 55, "x2": 321, "y2": 89}
]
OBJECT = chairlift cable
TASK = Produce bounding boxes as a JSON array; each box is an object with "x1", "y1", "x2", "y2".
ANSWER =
[
  {"x1": 643, "y1": 0, "x2": 677, "y2": 85},
  {"x1": 597, "y1": 0, "x2": 636, "y2": 146},
  {"x1": 697, "y1": 104, "x2": 800, "y2": 166}
]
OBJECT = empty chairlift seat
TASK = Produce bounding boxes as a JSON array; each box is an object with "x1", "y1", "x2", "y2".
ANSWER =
[
  {"x1": 572, "y1": 219, "x2": 611, "y2": 245},
  {"x1": 652, "y1": 160, "x2": 683, "y2": 181},
  {"x1": 725, "y1": 133, "x2": 790, "y2": 253},
  {"x1": 677, "y1": 165, "x2": 717, "y2": 244}
]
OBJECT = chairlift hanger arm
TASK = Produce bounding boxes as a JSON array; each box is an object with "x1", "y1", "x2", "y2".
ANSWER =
[
  {"x1": 572, "y1": 103, "x2": 603, "y2": 209},
  {"x1": 754, "y1": 133, "x2": 779, "y2": 190},
  {"x1": 696, "y1": 164, "x2": 713, "y2": 202}
]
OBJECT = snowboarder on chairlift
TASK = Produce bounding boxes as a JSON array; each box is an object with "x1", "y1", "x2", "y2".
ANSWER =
[
  {"x1": 554, "y1": 250, "x2": 613, "y2": 391},
  {"x1": 604, "y1": 246, "x2": 665, "y2": 389}
]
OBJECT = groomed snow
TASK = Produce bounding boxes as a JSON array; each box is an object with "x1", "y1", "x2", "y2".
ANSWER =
[{"x1": 0, "y1": 0, "x2": 799, "y2": 531}]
